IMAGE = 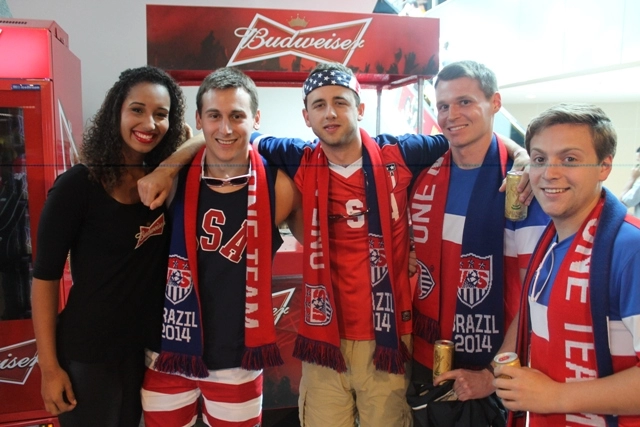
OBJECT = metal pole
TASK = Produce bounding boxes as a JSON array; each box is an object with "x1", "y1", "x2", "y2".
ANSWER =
[
  {"x1": 376, "y1": 86, "x2": 382, "y2": 135},
  {"x1": 417, "y1": 77, "x2": 424, "y2": 134}
]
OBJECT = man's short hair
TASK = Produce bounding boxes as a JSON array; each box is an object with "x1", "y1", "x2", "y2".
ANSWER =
[
  {"x1": 525, "y1": 103, "x2": 617, "y2": 161},
  {"x1": 434, "y1": 60, "x2": 498, "y2": 99},
  {"x1": 196, "y1": 67, "x2": 259, "y2": 115}
]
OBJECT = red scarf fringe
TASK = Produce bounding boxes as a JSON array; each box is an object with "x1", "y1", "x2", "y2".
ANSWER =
[
  {"x1": 154, "y1": 351, "x2": 209, "y2": 378},
  {"x1": 373, "y1": 341, "x2": 411, "y2": 375},
  {"x1": 242, "y1": 343, "x2": 285, "y2": 371},
  {"x1": 413, "y1": 310, "x2": 440, "y2": 344},
  {"x1": 293, "y1": 335, "x2": 347, "y2": 373}
]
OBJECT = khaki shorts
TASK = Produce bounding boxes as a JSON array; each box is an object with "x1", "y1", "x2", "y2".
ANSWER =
[{"x1": 298, "y1": 335, "x2": 413, "y2": 427}]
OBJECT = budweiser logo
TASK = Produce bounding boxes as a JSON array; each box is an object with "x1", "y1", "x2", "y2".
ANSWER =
[
  {"x1": 0, "y1": 339, "x2": 38, "y2": 385},
  {"x1": 272, "y1": 287, "x2": 295, "y2": 326},
  {"x1": 229, "y1": 14, "x2": 371, "y2": 67},
  {"x1": 135, "y1": 213, "x2": 165, "y2": 249}
]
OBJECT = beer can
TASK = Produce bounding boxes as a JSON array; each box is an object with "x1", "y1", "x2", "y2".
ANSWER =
[
  {"x1": 505, "y1": 170, "x2": 528, "y2": 221},
  {"x1": 433, "y1": 340, "x2": 454, "y2": 381},
  {"x1": 493, "y1": 352, "x2": 520, "y2": 379}
]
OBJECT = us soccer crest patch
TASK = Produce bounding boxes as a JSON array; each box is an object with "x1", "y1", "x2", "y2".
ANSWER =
[
  {"x1": 303, "y1": 284, "x2": 333, "y2": 326},
  {"x1": 457, "y1": 253, "x2": 492, "y2": 309},
  {"x1": 369, "y1": 234, "x2": 388, "y2": 287},
  {"x1": 166, "y1": 255, "x2": 193, "y2": 305},
  {"x1": 417, "y1": 259, "x2": 436, "y2": 300}
]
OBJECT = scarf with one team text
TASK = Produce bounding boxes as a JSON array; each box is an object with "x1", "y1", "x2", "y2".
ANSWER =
[
  {"x1": 293, "y1": 128, "x2": 409, "y2": 374},
  {"x1": 516, "y1": 189, "x2": 626, "y2": 427},
  {"x1": 154, "y1": 146, "x2": 282, "y2": 377},
  {"x1": 413, "y1": 135, "x2": 508, "y2": 369}
]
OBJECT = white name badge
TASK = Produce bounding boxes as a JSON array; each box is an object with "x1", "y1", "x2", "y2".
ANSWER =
[{"x1": 529, "y1": 296, "x2": 549, "y2": 341}]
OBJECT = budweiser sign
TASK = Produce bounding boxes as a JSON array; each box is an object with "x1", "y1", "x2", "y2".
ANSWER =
[
  {"x1": 229, "y1": 14, "x2": 370, "y2": 67},
  {"x1": 0, "y1": 338, "x2": 38, "y2": 385},
  {"x1": 147, "y1": 6, "x2": 439, "y2": 81}
]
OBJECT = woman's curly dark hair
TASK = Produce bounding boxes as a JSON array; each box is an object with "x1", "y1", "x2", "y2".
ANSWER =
[{"x1": 81, "y1": 66, "x2": 186, "y2": 192}]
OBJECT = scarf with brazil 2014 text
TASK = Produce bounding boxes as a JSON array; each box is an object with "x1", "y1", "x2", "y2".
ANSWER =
[
  {"x1": 293, "y1": 129, "x2": 409, "y2": 374},
  {"x1": 154, "y1": 146, "x2": 282, "y2": 378},
  {"x1": 412, "y1": 135, "x2": 508, "y2": 370}
]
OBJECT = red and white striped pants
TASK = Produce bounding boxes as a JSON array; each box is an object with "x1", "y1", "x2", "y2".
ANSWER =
[{"x1": 141, "y1": 351, "x2": 263, "y2": 427}]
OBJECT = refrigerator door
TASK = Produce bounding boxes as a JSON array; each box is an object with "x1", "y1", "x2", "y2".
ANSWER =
[{"x1": 0, "y1": 83, "x2": 59, "y2": 426}]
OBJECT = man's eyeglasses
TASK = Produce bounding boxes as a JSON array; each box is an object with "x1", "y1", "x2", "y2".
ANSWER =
[
  {"x1": 201, "y1": 173, "x2": 252, "y2": 187},
  {"x1": 201, "y1": 158, "x2": 252, "y2": 187},
  {"x1": 328, "y1": 170, "x2": 369, "y2": 221}
]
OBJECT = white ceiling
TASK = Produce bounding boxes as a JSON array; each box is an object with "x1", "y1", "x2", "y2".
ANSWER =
[
  {"x1": 499, "y1": 63, "x2": 640, "y2": 104},
  {"x1": 426, "y1": 0, "x2": 640, "y2": 106}
]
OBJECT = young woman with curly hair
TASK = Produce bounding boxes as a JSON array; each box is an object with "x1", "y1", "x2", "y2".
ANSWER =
[{"x1": 31, "y1": 66, "x2": 186, "y2": 426}]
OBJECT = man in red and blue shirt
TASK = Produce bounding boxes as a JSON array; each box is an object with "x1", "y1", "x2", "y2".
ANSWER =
[
  {"x1": 495, "y1": 104, "x2": 640, "y2": 427},
  {"x1": 410, "y1": 61, "x2": 548, "y2": 404}
]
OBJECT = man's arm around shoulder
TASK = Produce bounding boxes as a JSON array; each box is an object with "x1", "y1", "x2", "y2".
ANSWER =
[
  {"x1": 274, "y1": 169, "x2": 302, "y2": 242},
  {"x1": 138, "y1": 133, "x2": 205, "y2": 209}
]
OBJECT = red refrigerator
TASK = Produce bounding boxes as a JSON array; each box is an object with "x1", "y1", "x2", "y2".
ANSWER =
[{"x1": 0, "y1": 19, "x2": 82, "y2": 426}]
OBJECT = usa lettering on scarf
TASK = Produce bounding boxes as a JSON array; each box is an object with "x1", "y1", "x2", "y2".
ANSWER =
[{"x1": 154, "y1": 146, "x2": 282, "y2": 378}]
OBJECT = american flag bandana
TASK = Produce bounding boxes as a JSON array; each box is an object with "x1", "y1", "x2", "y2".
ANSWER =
[{"x1": 302, "y1": 69, "x2": 361, "y2": 101}]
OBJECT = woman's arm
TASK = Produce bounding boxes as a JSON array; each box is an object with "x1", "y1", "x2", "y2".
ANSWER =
[{"x1": 31, "y1": 278, "x2": 77, "y2": 415}]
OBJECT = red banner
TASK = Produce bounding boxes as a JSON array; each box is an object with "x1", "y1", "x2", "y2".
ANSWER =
[{"x1": 147, "y1": 6, "x2": 439, "y2": 86}]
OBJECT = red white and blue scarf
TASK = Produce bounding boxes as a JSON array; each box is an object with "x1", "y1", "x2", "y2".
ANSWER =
[
  {"x1": 413, "y1": 135, "x2": 508, "y2": 369},
  {"x1": 154, "y1": 146, "x2": 282, "y2": 378},
  {"x1": 293, "y1": 129, "x2": 409, "y2": 374},
  {"x1": 516, "y1": 189, "x2": 627, "y2": 427}
]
